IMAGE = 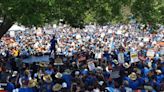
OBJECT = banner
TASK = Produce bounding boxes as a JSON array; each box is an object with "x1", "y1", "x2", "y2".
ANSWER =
[
  {"x1": 88, "y1": 62, "x2": 96, "y2": 71},
  {"x1": 118, "y1": 53, "x2": 125, "y2": 63},
  {"x1": 130, "y1": 51, "x2": 139, "y2": 63}
]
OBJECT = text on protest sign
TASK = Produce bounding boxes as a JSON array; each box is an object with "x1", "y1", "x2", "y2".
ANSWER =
[{"x1": 130, "y1": 51, "x2": 139, "y2": 63}]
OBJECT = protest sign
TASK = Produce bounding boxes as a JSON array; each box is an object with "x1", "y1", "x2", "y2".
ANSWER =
[
  {"x1": 76, "y1": 34, "x2": 81, "y2": 39},
  {"x1": 147, "y1": 49, "x2": 155, "y2": 58},
  {"x1": 36, "y1": 27, "x2": 43, "y2": 36},
  {"x1": 130, "y1": 51, "x2": 139, "y2": 63},
  {"x1": 118, "y1": 53, "x2": 125, "y2": 63},
  {"x1": 9, "y1": 31, "x2": 15, "y2": 37},
  {"x1": 88, "y1": 61, "x2": 96, "y2": 71},
  {"x1": 143, "y1": 37, "x2": 149, "y2": 42}
]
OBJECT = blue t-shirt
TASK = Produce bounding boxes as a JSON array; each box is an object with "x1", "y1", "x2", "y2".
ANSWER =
[
  {"x1": 18, "y1": 88, "x2": 35, "y2": 92},
  {"x1": 62, "y1": 74, "x2": 73, "y2": 89},
  {"x1": 6, "y1": 82, "x2": 15, "y2": 92}
]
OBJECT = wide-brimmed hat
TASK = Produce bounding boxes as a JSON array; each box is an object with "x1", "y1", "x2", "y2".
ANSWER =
[
  {"x1": 144, "y1": 85, "x2": 154, "y2": 91},
  {"x1": 12, "y1": 71, "x2": 18, "y2": 77},
  {"x1": 155, "y1": 69, "x2": 162, "y2": 74},
  {"x1": 55, "y1": 57, "x2": 63, "y2": 64},
  {"x1": 96, "y1": 66, "x2": 103, "y2": 71},
  {"x1": 128, "y1": 72, "x2": 137, "y2": 80},
  {"x1": 28, "y1": 79, "x2": 38, "y2": 87},
  {"x1": 52, "y1": 83, "x2": 62, "y2": 92},
  {"x1": 24, "y1": 69, "x2": 30, "y2": 75},
  {"x1": 62, "y1": 82, "x2": 67, "y2": 88},
  {"x1": 75, "y1": 71, "x2": 80, "y2": 76},
  {"x1": 64, "y1": 69, "x2": 71, "y2": 75},
  {"x1": 123, "y1": 63, "x2": 131, "y2": 69},
  {"x1": 112, "y1": 59, "x2": 118, "y2": 65},
  {"x1": 55, "y1": 72, "x2": 63, "y2": 78},
  {"x1": 39, "y1": 63, "x2": 48, "y2": 67},
  {"x1": 98, "y1": 81, "x2": 104, "y2": 86},
  {"x1": 43, "y1": 75, "x2": 53, "y2": 83},
  {"x1": 133, "y1": 68, "x2": 141, "y2": 75}
]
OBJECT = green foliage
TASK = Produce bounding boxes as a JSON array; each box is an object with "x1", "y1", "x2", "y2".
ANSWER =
[
  {"x1": 131, "y1": 0, "x2": 164, "y2": 25},
  {"x1": 0, "y1": 0, "x2": 57, "y2": 27},
  {"x1": 0, "y1": 0, "x2": 164, "y2": 28}
]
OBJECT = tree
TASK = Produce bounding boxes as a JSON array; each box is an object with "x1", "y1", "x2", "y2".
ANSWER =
[
  {"x1": 131, "y1": 0, "x2": 164, "y2": 25},
  {"x1": 0, "y1": 0, "x2": 57, "y2": 38}
]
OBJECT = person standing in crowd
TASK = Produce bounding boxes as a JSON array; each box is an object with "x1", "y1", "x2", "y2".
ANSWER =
[{"x1": 49, "y1": 35, "x2": 57, "y2": 59}]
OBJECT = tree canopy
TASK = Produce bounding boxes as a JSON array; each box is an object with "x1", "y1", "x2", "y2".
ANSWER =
[{"x1": 0, "y1": 0, "x2": 164, "y2": 38}]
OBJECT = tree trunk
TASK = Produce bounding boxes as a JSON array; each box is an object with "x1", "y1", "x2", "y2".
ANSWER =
[{"x1": 0, "y1": 17, "x2": 14, "y2": 39}]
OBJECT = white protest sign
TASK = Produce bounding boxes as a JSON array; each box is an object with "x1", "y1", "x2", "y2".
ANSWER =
[
  {"x1": 88, "y1": 62, "x2": 96, "y2": 71},
  {"x1": 9, "y1": 31, "x2": 15, "y2": 37},
  {"x1": 118, "y1": 53, "x2": 125, "y2": 63},
  {"x1": 36, "y1": 27, "x2": 43, "y2": 36},
  {"x1": 76, "y1": 34, "x2": 81, "y2": 39},
  {"x1": 130, "y1": 51, "x2": 139, "y2": 63},
  {"x1": 147, "y1": 49, "x2": 155, "y2": 58},
  {"x1": 101, "y1": 33, "x2": 105, "y2": 38},
  {"x1": 116, "y1": 30, "x2": 122, "y2": 35},
  {"x1": 143, "y1": 37, "x2": 149, "y2": 42},
  {"x1": 98, "y1": 52, "x2": 102, "y2": 59},
  {"x1": 108, "y1": 29, "x2": 112, "y2": 34}
]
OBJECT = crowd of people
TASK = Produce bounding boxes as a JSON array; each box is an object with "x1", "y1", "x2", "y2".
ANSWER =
[{"x1": 0, "y1": 23, "x2": 163, "y2": 92}]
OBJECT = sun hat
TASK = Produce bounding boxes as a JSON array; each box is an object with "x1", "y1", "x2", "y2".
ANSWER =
[
  {"x1": 39, "y1": 62, "x2": 48, "y2": 67},
  {"x1": 144, "y1": 85, "x2": 154, "y2": 91},
  {"x1": 55, "y1": 57, "x2": 63, "y2": 64},
  {"x1": 96, "y1": 66, "x2": 103, "y2": 71},
  {"x1": 155, "y1": 69, "x2": 162, "y2": 74},
  {"x1": 24, "y1": 69, "x2": 30, "y2": 75},
  {"x1": 98, "y1": 81, "x2": 104, "y2": 86},
  {"x1": 133, "y1": 68, "x2": 141, "y2": 75},
  {"x1": 52, "y1": 83, "x2": 62, "y2": 92},
  {"x1": 75, "y1": 71, "x2": 80, "y2": 76},
  {"x1": 64, "y1": 69, "x2": 71, "y2": 75},
  {"x1": 43, "y1": 75, "x2": 53, "y2": 83},
  {"x1": 128, "y1": 72, "x2": 137, "y2": 81},
  {"x1": 28, "y1": 79, "x2": 38, "y2": 87},
  {"x1": 55, "y1": 72, "x2": 63, "y2": 78},
  {"x1": 12, "y1": 71, "x2": 18, "y2": 77},
  {"x1": 62, "y1": 82, "x2": 67, "y2": 88},
  {"x1": 112, "y1": 59, "x2": 119, "y2": 65},
  {"x1": 123, "y1": 63, "x2": 131, "y2": 69}
]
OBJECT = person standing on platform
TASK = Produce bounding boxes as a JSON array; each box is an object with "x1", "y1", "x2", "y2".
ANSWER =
[{"x1": 49, "y1": 35, "x2": 57, "y2": 59}]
